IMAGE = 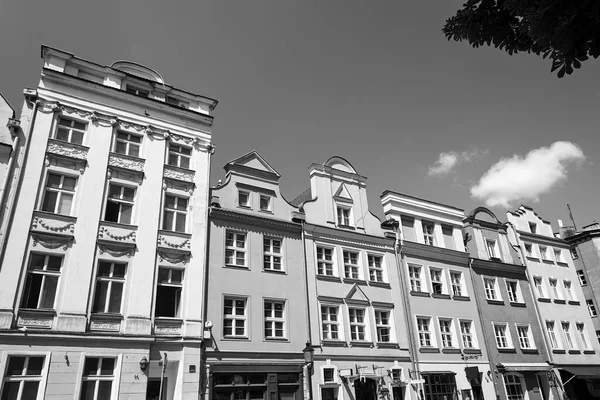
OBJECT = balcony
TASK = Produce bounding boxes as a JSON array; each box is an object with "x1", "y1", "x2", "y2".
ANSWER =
[{"x1": 98, "y1": 221, "x2": 137, "y2": 247}]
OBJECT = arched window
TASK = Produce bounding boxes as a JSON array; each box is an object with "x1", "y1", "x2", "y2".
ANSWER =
[{"x1": 504, "y1": 373, "x2": 526, "y2": 400}]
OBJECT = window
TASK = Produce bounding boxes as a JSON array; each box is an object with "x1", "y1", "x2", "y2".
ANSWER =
[
  {"x1": 368, "y1": 255, "x2": 384, "y2": 282},
  {"x1": 422, "y1": 221, "x2": 435, "y2": 246},
  {"x1": 494, "y1": 323, "x2": 511, "y2": 348},
  {"x1": 506, "y1": 281, "x2": 520, "y2": 303},
  {"x1": 125, "y1": 85, "x2": 149, "y2": 97},
  {"x1": 79, "y1": 357, "x2": 115, "y2": 400},
  {"x1": 167, "y1": 144, "x2": 191, "y2": 169},
  {"x1": 263, "y1": 237, "x2": 282, "y2": 271},
  {"x1": 343, "y1": 251, "x2": 359, "y2": 279},
  {"x1": 533, "y1": 277, "x2": 546, "y2": 298},
  {"x1": 321, "y1": 306, "x2": 340, "y2": 340},
  {"x1": 546, "y1": 321, "x2": 560, "y2": 349},
  {"x1": 154, "y1": 267, "x2": 183, "y2": 318},
  {"x1": 485, "y1": 239, "x2": 498, "y2": 259},
  {"x1": 336, "y1": 206, "x2": 350, "y2": 226},
  {"x1": 576, "y1": 323, "x2": 590, "y2": 349},
  {"x1": 516, "y1": 325, "x2": 535, "y2": 349},
  {"x1": 417, "y1": 317, "x2": 433, "y2": 347},
  {"x1": 55, "y1": 117, "x2": 86, "y2": 145},
  {"x1": 317, "y1": 247, "x2": 334, "y2": 276},
  {"x1": 162, "y1": 195, "x2": 187, "y2": 232},
  {"x1": 264, "y1": 300, "x2": 285, "y2": 339},
  {"x1": 549, "y1": 279, "x2": 562, "y2": 300},
  {"x1": 460, "y1": 320, "x2": 475, "y2": 348},
  {"x1": 92, "y1": 261, "x2": 126, "y2": 314},
  {"x1": 570, "y1": 248, "x2": 579, "y2": 260},
  {"x1": 439, "y1": 319, "x2": 454, "y2": 348},
  {"x1": 577, "y1": 270, "x2": 587, "y2": 286},
  {"x1": 20, "y1": 254, "x2": 62, "y2": 310},
  {"x1": 430, "y1": 268, "x2": 444, "y2": 294},
  {"x1": 423, "y1": 374, "x2": 457, "y2": 400},
  {"x1": 524, "y1": 243, "x2": 533, "y2": 257},
  {"x1": 1, "y1": 355, "x2": 44, "y2": 400},
  {"x1": 484, "y1": 278, "x2": 499, "y2": 300},
  {"x1": 223, "y1": 297, "x2": 247, "y2": 338},
  {"x1": 587, "y1": 300, "x2": 598, "y2": 317},
  {"x1": 114, "y1": 131, "x2": 141, "y2": 157},
  {"x1": 259, "y1": 195, "x2": 271, "y2": 212},
  {"x1": 554, "y1": 249, "x2": 562, "y2": 262},
  {"x1": 323, "y1": 368, "x2": 336, "y2": 383},
  {"x1": 41, "y1": 173, "x2": 76, "y2": 215},
  {"x1": 104, "y1": 184, "x2": 135, "y2": 224},
  {"x1": 563, "y1": 281, "x2": 575, "y2": 301},
  {"x1": 225, "y1": 231, "x2": 246, "y2": 267},
  {"x1": 596, "y1": 330, "x2": 600, "y2": 345},
  {"x1": 348, "y1": 308, "x2": 367, "y2": 341},
  {"x1": 409, "y1": 265, "x2": 422, "y2": 292},
  {"x1": 450, "y1": 272, "x2": 463, "y2": 296},
  {"x1": 166, "y1": 96, "x2": 189, "y2": 109},
  {"x1": 539, "y1": 246, "x2": 548, "y2": 260},
  {"x1": 561, "y1": 322, "x2": 575, "y2": 348},
  {"x1": 375, "y1": 310, "x2": 391, "y2": 342},
  {"x1": 321, "y1": 388, "x2": 338, "y2": 400},
  {"x1": 528, "y1": 222, "x2": 537, "y2": 234},
  {"x1": 504, "y1": 374, "x2": 525, "y2": 400},
  {"x1": 441, "y1": 225, "x2": 456, "y2": 250},
  {"x1": 390, "y1": 368, "x2": 403, "y2": 382},
  {"x1": 237, "y1": 190, "x2": 250, "y2": 207}
]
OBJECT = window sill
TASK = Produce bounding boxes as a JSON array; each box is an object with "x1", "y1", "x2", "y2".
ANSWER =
[
  {"x1": 432, "y1": 294, "x2": 451, "y2": 300},
  {"x1": 510, "y1": 301, "x2": 526, "y2": 307},
  {"x1": 542, "y1": 259, "x2": 554, "y2": 265},
  {"x1": 552, "y1": 349, "x2": 566, "y2": 354},
  {"x1": 568, "y1": 300, "x2": 580, "y2": 305},
  {"x1": 537, "y1": 297, "x2": 552, "y2": 303},
  {"x1": 343, "y1": 278, "x2": 367, "y2": 285},
  {"x1": 419, "y1": 347, "x2": 440, "y2": 353},
  {"x1": 237, "y1": 204, "x2": 252, "y2": 210},
  {"x1": 556, "y1": 261, "x2": 569, "y2": 267},
  {"x1": 321, "y1": 340, "x2": 347, "y2": 347},
  {"x1": 410, "y1": 291, "x2": 430, "y2": 297},
  {"x1": 258, "y1": 209, "x2": 273, "y2": 215},
  {"x1": 583, "y1": 349, "x2": 596, "y2": 354},
  {"x1": 91, "y1": 312, "x2": 123, "y2": 320},
  {"x1": 316, "y1": 275, "x2": 342, "y2": 283},
  {"x1": 222, "y1": 336, "x2": 250, "y2": 341},
  {"x1": 349, "y1": 341, "x2": 374, "y2": 348},
  {"x1": 224, "y1": 264, "x2": 250, "y2": 271},
  {"x1": 526, "y1": 256, "x2": 540, "y2": 262},
  {"x1": 262, "y1": 269, "x2": 286, "y2": 275},
  {"x1": 463, "y1": 348, "x2": 482, "y2": 355},
  {"x1": 336, "y1": 224, "x2": 355, "y2": 230},
  {"x1": 264, "y1": 337, "x2": 289, "y2": 342},
  {"x1": 376, "y1": 342, "x2": 400, "y2": 349},
  {"x1": 553, "y1": 299, "x2": 566, "y2": 304},
  {"x1": 441, "y1": 348, "x2": 461, "y2": 354},
  {"x1": 18, "y1": 308, "x2": 56, "y2": 316},
  {"x1": 158, "y1": 229, "x2": 191, "y2": 238},
  {"x1": 497, "y1": 347, "x2": 517, "y2": 353},
  {"x1": 100, "y1": 220, "x2": 138, "y2": 229},
  {"x1": 521, "y1": 348, "x2": 539, "y2": 354},
  {"x1": 453, "y1": 295, "x2": 470, "y2": 301},
  {"x1": 369, "y1": 281, "x2": 391, "y2": 289},
  {"x1": 486, "y1": 299, "x2": 505, "y2": 305},
  {"x1": 568, "y1": 349, "x2": 581, "y2": 354}
]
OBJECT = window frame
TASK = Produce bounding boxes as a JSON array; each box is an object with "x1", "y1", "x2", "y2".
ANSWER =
[
  {"x1": 237, "y1": 189, "x2": 250, "y2": 208},
  {"x1": 438, "y1": 318, "x2": 456, "y2": 348},
  {"x1": 553, "y1": 249, "x2": 563, "y2": 263},
  {"x1": 154, "y1": 267, "x2": 184, "y2": 318},
  {"x1": 40, "y1": 172, "x2": 78, "y2": 216},
  {"x1": 263, "y1": 237, "x2": 283, "y2": 272},
  {"x1": 161, "y1": 193, "x2": 188, "y2": 233},
  {"x1": 586, "y1": 299, "x2": 598, "y2": 317},
  {"x1": 429, "y1": 267, "x2": 445, "y2": 295},
  {"x1": 259, "y1": 194, "x2": 272, "y2": 212},
  {"x1": 20, "y1": 253, "x2": 63, "y2": 310},
  {"x1": 78, "y1": 356, "x2": 119, "y2": 400},
  {"x1": 0, "y1": 353, "x2": 50, "y2": 400},
  {"x1": 561, "y1": 322, "x2": 576, "y2": 349},
  {"x1": 348, "y1": 307, "x2": 369, "y2": 342},
  {"x1": 336, "y1": 205, "x2": 351, "y2": 227},
  {"x1": 563, "y1": 280, "x2": 576, "y2": 301},
  {"x1": 421, "y1": 221, "x2": 435, "y2": 246},
  {"x1": 485, "y1": 238, "x2": 499, "y2": 259},
  {"x1": 576, "y1": 323, "x2": 591, "y2": 350},
  {"x1": 408, "y1": 264, "x2": 424, "y2": 292},
  {"x1": 103, "y1": 183, "x2": 136, "y2": 225},
  {"x1": 316, "y1": 245, "x2": 335, "y2": 277},
  {"x1": 342, "y1": 250, "x2": 360, "y2": 280},
  {"x1": 223, "y1": 296, "x2": 248, "y2": 339},
  {"x1": 545, "y1": 320, "x2": 561, "y2": 349},
  {"x1": 515, "y1": 324, "x2": 536, "y2": 350},
  {"x1": 263, "y1": 299, "x2": 286, "y2": 340},
  {"x1": 54, "y1": 116, "x2": 87, "y2": 145},
  {"x1": 549, "y1": 278, "x2": 563, "y2": 301},
  {"x1": 483, "y1": 277, "x2": 501, "y2": 301},
  {"x1": 505, "y1": 279, "x2": 522, "y2": 303},
  {"x1": 492, "y1": 322, "x2": 513, "y2": 349},
  {"x1": 320, "y1": 304, "x2": 342, "y2": 341},
  {"x1": 533, "y1": 276, "x2": 548, "y2": 299},
  {"x1": 91, "y1": 260, "x2": 127, "y2": 315},
  {"x1": 367, "y1": 253, "x2": 385, "y2": 283},
  {"x1": 503, "y1": 373, "x2": 527, "y2": 400},
  {"x1": 577, "y1": 270, "x2": 588, "y2": 286},
  {"x1": 450, "y1": 271, "x2": 465, "y2": 297},
  {"x1": 459, "y1": 319, "x2": 477, "y2": 349},
  {"x1": 225, "y1": 230, "x2": 247, "y2": 268},
  {"x1": 113, "y1": 130, "x2": 142, "y2": 158},
  {"x1": 374, "y1": 309, "x2": 393, "y2": 343},
  {"x1": 416, "y1": 316, "x2": 435, "y2": 348},
  {"x1": 166, "y1": 143, "x2": 192, "y2": 169},
  {"x1": 524, "y1": 243, "x2": 533, "y2": 257}
]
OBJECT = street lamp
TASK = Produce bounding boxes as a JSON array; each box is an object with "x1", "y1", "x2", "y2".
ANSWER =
[
  {"x1": 139, "y1": 356, "x2": 149, "y2": 372},
  {"x1": 303, "y1": 342, "x2": 314, "y2": 369}
]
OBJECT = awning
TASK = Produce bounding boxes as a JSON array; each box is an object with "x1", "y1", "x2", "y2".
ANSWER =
[
  {"x1": 559, "y1": 366, "x2": 600, "y2": 377},
  {"x1": 501, "y1": 363, "x2": 552, "y2": 372},
  {"x1": 420, "y1": 371, "x2": 456, "y2": 375}
]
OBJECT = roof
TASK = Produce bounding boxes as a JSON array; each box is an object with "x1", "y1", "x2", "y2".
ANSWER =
[{"x1": 290, "y1": 188, "x2": 312, "y2": 207}]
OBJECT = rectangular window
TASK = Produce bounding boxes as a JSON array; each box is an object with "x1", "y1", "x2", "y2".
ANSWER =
[
  {"x1": 554, "y1": 249, "x2": 562, "y2": 262},
  {"x1": 92, "y1": 261, "x2": 126, "y2": 314},
  {"x1": 587, "y1": 300, "x2": 598, "y2": 317},
  {"x1": 494, "y1": 324, "x2": 511, "y2": 348},
  {"x1": 348, "y1": 308, "x2": 367, "y2": 341},
  {"x1": 546, "y1": 321, "x2": 559, "y2": 349},
  {"x1": 321, "y1": 388, "x2": 337, "y2": 400},
  {"x1": 596, "y1": 330, "x2": 600, "y2": 345},
  {"x1": 1, "y1": 355, "x2": 44, "y2": 400},
  {"x1": 343, "y1": 251, "x2": 359, "y2": 279},
  {"x1": 577, "y1": 270, "x2": 587, "y2": 286},
  {"x1": 529, "y1": 222, "x2": 537, "y2": 234},
  {"x1": 55, "y1": 117, "x2": 86, "y2": 145},
  {"x1": 125, "y1": 85, "x2": 149, "y2": 97},
  {"x1": 571, "y1": 248, "x2": 579, "y2": 260},
  {"x1": 417, "y1": 317, "x2": 432, "y2": 347},
  {"x1": 264, "y1": 300, "x2": 285, "y2": 339},
  {"x1": 223, "y1": 297, "x2": 247, "y2": 338},
  {"x1": 41, "y1": 173, "x2": 76, "y2": 216},
  {"x1": 562, "y1": 322, "x2": 575, "y2": 348},
  {"x1": 524, "y1": 243, "x2": 533, "y2": 257},
  {"x1": 409, "y1": 265, "x2": 422, "y2": 292},
  {"x1": 104, "y1": 184, "x2": 135, "y2": 224},
  {"x1": 439, "y1": 319, "x2": 454, "y2": 348},
  {"x1": 162, "y1": 195, "x2": 187, "y2": 232},
  {"x1": 375, "y1": 310, "x2": 391, "y2": 342},
  {"x1": 259, "y1": 195, "x2": 271, "y2": 212},
  {"x1": 337, "y1": 206, "x2": 350, "y2": 226},
  {"x1": 321, "y1": 306, "x2": 340, "y2": 340},
  {"x1": 154, "y1": 267, "x2": 183, "y2": 318},
  {"x1": 225, "y1": 231, "x2": 246, "y2": 267},
  {"x1": 549, "y1": 279, "x2": 562, "y2": 300},
  {"x1": 563, "y1": 281, "x2": 575, "y2": 301},
  {"x1": 167, "y1": 144, "x2": 191, "y2": 169},
  {"x1": 368, "y1": 255, "x2": 384, "y2": 282},
  {"x1": 114, "y1": 131, "x2": 141, "y2": 157},
  {"x1": 323, "y1": 368, "x2": 335, "y2": 383},
  {"x1": 533, "y1": 277, "x2": 546, "y2": 298},
  {"x1": 517, "y1": 325, "x2": 534, "y2": 349},
  {"x1": 21, "y1": 254, "x2": 62, "y2": 310},
  {"x1": 450, "y1": 272, "x2": 463, "y2": 297},
  {"x1": 506, "y1": 281, "x2": 520, "y2": 303},
  {"x1": 441, "y1": 225, "x2": 455, "y2": 250},
  {"x1": 485, "y1": 239, "x2": 498, "y2": 259},
  {"x1": 316, "y1": 247, "x2": 334, "y2": 276},
  {"x1": 422, "y1": 221, "x2": 435, "y2": 246},
  {"x1": 263, "y1": 237, "x2": 282, "y2": 271},
  {"x1": 79, "y1": 357, "x2": 115, "y2": 400},
  {"x1": 460, "y1": 321, "x2": 475, "y2": 348},
  {"x1": 401, "y1": 217, "x2": 416, "y2": 242},
  {"x1": 238, "y1": 190, "x2": 250, "y2": 207},
  {"x1": 430, "y1": 269, "x2": 443, "y2": 294},
  {"x1": 484, "y1": 278, "x2": 498, "y2": 300},
  {"x1": 539, "y1": 246, "x2": 548, "y2": 260},
  {"x1": 576, "y1": 323, "x2": 590, "y2": 349},
  {"x1": 423, "y1": 374, "x2": 457, "y2": 400}
]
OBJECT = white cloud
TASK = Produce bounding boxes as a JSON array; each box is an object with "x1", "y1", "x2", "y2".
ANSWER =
[
  {"x1": 428, "y1": 148, "x2": 489, "y2": 176},
  {"x1": 470, "y1": 141, "x2": 585, "y2": 208}
]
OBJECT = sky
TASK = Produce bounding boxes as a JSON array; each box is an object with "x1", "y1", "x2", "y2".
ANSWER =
[{"x1": 1, "y1": 0, "x2": 599, "y2": 230}]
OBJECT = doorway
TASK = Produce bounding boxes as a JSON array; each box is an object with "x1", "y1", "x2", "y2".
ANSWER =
[
  {"x1": 354, "y1": 378, "x2": 377, "y2": 400},
  {"x1": 146, "y1": 378, "x2": 168, "y2": 400},
  {"x1": 392, "y1": 386, "x2": 405, "y2": 400}
]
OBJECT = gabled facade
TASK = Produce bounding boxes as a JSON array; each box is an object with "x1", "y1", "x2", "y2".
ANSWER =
[
  {"x1": 381, "y1": 191, "x2": 494, "y2": 400},
  {"x1": 297, "y1": 157, "x2": 413, "y2": 400},
  {"x1": 203, "y1": 151, "x2": 308, "y2": 400},
  {"x1": 507, "y1": 205, "x2": 600, "y2": 400},
  {"x1": 464, "y1": 207, "x2": 553, "y2": 400},
  {"x1": 0, "y1": 46, "x2": 217, "y2": 400}
]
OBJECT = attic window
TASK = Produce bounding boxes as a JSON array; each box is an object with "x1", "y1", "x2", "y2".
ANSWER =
[
  {"x1": 166, "y1": 96, "x2": 189, "y2": 109},
  {"x1": 336, "y1": 206, "x2": 351, "y2": 226},
  {"x1": 528, "y1": 222, "x2": 537, "y2": 234},
  {"x1": 125, "y1": 85, "x2": 149, "y2": 98}
]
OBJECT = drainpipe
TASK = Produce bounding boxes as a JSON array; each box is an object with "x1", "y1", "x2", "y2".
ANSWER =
[{"x1": 299, "y1": 220, "x2": 314, "y2": 400}]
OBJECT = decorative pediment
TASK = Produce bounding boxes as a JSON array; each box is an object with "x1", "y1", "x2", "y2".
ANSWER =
[
  {"x1": 224, "y1": 151, "x2": 281, "y2": 180},
  {"x1": 345, "y1": 284, "x2": 370, "y2": 304},
  {"x1": 333, "y1": 183, "x2": 353, "y2": 203}
]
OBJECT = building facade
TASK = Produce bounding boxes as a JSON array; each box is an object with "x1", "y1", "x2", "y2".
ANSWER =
[
  {"x1": 463, "y1": 207, "x2": 554, "y2": 400},
  {"x1": 381, "y1": 192, "x2": 495, "y2": 400},
  {"x1": 0, "y1": 46, "x2": 217, "y2": 400},
  {"x1": 202, "y1": 151, "x2": 309, "y2": 400},
  {"x1": 296, "y1": 158, "x2": 413, "y2": 400},
  {"x1": 507, "y1": 205, "x2": 600, "y2": 400}
]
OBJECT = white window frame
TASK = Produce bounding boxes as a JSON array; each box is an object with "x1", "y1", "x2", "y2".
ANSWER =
[
  {"x1": 422, "y1": 221, "x2": 435, "y2": 246},
  {"x1": 92, "y1": 260, "x2": 126, "y2": 314},
  {"x1": 459, "y1": 320, "x2": 477, "y2": 349},
  {"x1": 485, "y1": 238, "x2": 499, "y2": 259},
  {"x1": 493, "y1": 322, "x2": 513, "y2": 349},
  {"x1": 264, "y1": 299, "x2": 286, "y2": 340},
  {"x1": 586, "y1": 299, "x2": 598, "y2": 317},
  {"x1": 503, "y1": 373, "x2": 527, "y2": 400},
  {"x1": 348, "y1": 307, "x2": 369, "y2": 342},
  {"x1": 561, "y1": 322, "x2": 576, "y2": 349},
  {"x1": 225, "y1": 230, "x2": 247, "y2": 268},
  {"x1": 223, "y1": 296, "x2": 248, "y2": 339},
  {"x1": 429, "y1": 267, "x2": 445, "y2": 295},
  {"x1": 78, "y1": 356, "x2": 119, "y2": 400},
  {"x1": 0, "y1": 353, "x2": 50, "y2": 400},
  {"x1": 237, "y1": 190, "x2": 250, "y2": 208},
  {"x1": 367, "y1": 254, "x2": 385, "y2": 283},
  {"x1": 483, "y1": 277, "x2": 501, "y2": 301},
  {"x1": 438, "y1": 318, "x2": 456, "y2": 348},
  {"x1": 154, "y1": 267, "x2": 184, "y2": 318},
  {"x1": 40, "y1": 172, "x2": 77, "y2": 216},
  {"x1": 515, "y1": 324, "x2": 536, "y2": 350},
  {"x1": 166, "y1": 143, "x2": 191, "y2": 169},
  {"x1": 553, "y1": 249, "x2": 563, "y2": 263},
  {"x1": 539, "y1": 246, "x2": 548, "y2": 260},
  {"x1": 524, "y1": 243, "x2": 533, "y2": 257},
  {"x1": 416, "y1": 316, "x2": 435, "y2": 348},
  {"x1": 263, "y1": 237, "x2": 283, "y2": 272},
  {"x1": 320, "y1": 364, "x2": 339, "y2": 385},
  {"x1": 450, "y1": 271, "x2": 465, "y2": 297},
  {"x1": 321, "y1": 304, "x2": 342, "y2": 341},
  {"x1": 374, "y1": 309, "x2": 393, "y2": 343},
  {"x1": 576, "y1": 323, "x2": 591, "y2": 350},
  {"x1": 549, "y1": 278, "x2": 563, "y2": 301},
  {"x1": 533, "y1": 276, "x2": 547, "y2": 299},
  {"x1": 162, "y1": 194, "x2": 188, "y2": 233},
  {"x1": 104, "y1": 183, "x2": 135, "y2": 225},
  {"x1": 336, "y1": 205, "x2": 351, "y2": 226},
  {"x1": 409, "y1": 264, "x2": 423, "y2": 292},
  {"x1": 577, "y1": 270, "x2": 587, "y2": 286},
  {"x1": 505, "y1": 279, "x2": 522, "y2": 303},
  {"x1": 563, "y1": 280, "x2": 576, "y2": 301},
  {"x1": 342, "y1": 250, "x2": 360, "y2": 280},
  {"x1": 545, "y1": 320, "x2": 561, "y2": 349},
  {"x1": 316, "y1": 246, "x2": 335, "y2": 277},
  {"x1": 259, "y1": 194, "x2": 271, "y2": 212},
  {"x1": 114, "y1": 130, "x2": 142, "y2": 158},
  {"x1": 20, "y1": 253, "x2": 63, "y2": 310},
  {"x1": 54, "y1": 116, "x2": 87, "y2": 145}
]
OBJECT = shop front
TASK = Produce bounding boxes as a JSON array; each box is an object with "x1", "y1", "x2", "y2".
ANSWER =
[{"x1": 558, "y1": 366, "x2": 600, "y2": 400}]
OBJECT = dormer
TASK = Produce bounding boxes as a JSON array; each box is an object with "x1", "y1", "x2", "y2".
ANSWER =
[
  {"x1": 506, "y1": 205, "x2": 555, "y2": 238},
  {"x1": 463, "y1": 207, "x2": 521, "y2": 264}
]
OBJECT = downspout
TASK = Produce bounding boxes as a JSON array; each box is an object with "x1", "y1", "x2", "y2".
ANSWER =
[{"x1": 300, "y1": 220, "x2": 313, "y2": 400}]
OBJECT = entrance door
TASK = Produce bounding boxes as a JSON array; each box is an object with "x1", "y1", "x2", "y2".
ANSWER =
[
  {"x1": 392, "y1": 387, "x2": 405, "y2": 400},
  {"x1": 146, "y1": 378, "x2": 168, "y2": 400},
  {"x1": 354, "y1": 378, "x2": 377, "y2": 400}
]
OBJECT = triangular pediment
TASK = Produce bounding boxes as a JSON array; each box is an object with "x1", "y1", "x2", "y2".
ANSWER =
[
  {"x1": 224, "y1": 151, "x2": 280, "y2": 178},
  {"x1": 345, "y1": 284, "x2": 370, "y2": 303},
  {"x1": 333, "y1": 183, "x2": 353, "y2": 203}
]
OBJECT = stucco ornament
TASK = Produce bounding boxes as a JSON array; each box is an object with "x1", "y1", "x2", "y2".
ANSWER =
[
  {"x1": 163, "y1": 165, "x2": 195, "y2": 184},
  {"x1": 36, "y1": 100, "x2": 61, "y2": 114},
  {"x1": 108, "y1": 153, "x2": 145, "y2": 173},
  {"x1": 98, "y1": 244, "x2": 133, "y2": 258},
  {"x1": 47, "y1": 139, "x2": 89, "y2": 161},
  {"x1": 99, "y1": 226, "x2": 136, "y2": 242},
  {"x1": 158, "y1": 251, "x2": 188, "y2": 264},
  {"x1": 32, "y1": 216, "x2": 75, "y2": 234},
  {"x1": 31, "y1": 234, "x2": 71, "y2": 250},
  {"x1": 162, "y1": 178, "x2": 194, "y2": 194}
]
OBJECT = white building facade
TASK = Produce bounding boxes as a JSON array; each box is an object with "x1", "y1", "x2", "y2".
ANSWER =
[{"x1": 0, "y1": 46, "x2": 217, "y2": 400}]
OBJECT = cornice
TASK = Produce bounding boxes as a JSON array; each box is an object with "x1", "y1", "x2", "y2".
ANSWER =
[
  {"x1": 517, "y1": 231, "x2": 569, "y2": 248},
  {"x1": 402, "y1": 241, "x2": 469, "y2": 266},
  {"x1": 470, "y1": 257, "x2": 526, "y2": 275},
  {"x1": 564, "y1": 229, "x2": 600, "y2": 245},
  {"x1": 304, "y1": 223, "x2": 394, "y2": 252},
  {"x1": 210, "y1": 208, "x2": 301, "y2": 233}
]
